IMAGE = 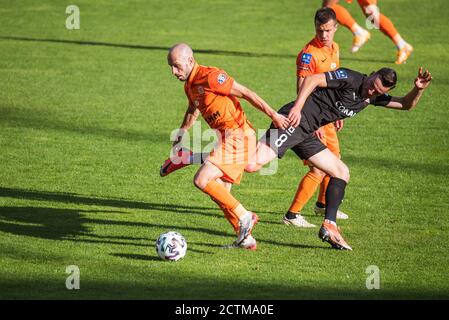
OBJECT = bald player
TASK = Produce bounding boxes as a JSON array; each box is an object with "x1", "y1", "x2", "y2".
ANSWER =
[{"x1": 162, "y1": 43, "x2": 289, "y2": 249}]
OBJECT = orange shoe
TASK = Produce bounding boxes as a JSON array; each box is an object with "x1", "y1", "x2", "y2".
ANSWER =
[
  {"x1": 395, "y1": 43, "x2": 413, "y2": 64},
  {"x1": 351, "y1": 30, "x2": 371, "y2": 53},
  {"x1": 159, "y1": 148, "x2": 193, "y2": 177},
  {"x1": 318, "y1": 221, "x2": 352, "y2": 250}
]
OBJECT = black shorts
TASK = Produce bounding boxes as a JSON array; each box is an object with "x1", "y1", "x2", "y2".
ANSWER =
[
  {"x1": 261, "y1": 102, "x2": 326, "y2": 160},
  {"x1": 262, "y1": 128, "x2": 326, "y2": 160}
]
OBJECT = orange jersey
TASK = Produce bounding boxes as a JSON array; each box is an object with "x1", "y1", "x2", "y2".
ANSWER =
[
  {"x1": 296, "y1": 37, "x2": 340, "y2": 77},
  {"x1": 297, "y1": 37, "x2": 341, "y2": 162},
  {"x1": 184, "y1": 63, "x2": 251, "y2": 132}
]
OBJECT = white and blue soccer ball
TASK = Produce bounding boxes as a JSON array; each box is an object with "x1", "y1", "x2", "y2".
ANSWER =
[{"x1": 155, "y1": 231, "x2": 187, "y2": 261}]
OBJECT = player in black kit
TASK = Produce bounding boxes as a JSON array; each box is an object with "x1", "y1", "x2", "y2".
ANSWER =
[{"x1": 245, "y1": 67, "x2": 432, "y2": 250}]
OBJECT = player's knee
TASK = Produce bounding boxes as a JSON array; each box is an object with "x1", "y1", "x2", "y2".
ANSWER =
[
  {"x1": 335, "y1": 163, "x2": 350, "y2": 182},
  {"x1": 193, "y1": 174, "x2": 208, "y2": 190}
]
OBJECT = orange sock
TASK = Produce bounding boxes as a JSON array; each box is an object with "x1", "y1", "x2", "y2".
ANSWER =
[
  {"x1": 379, "y1": 13, "x2": 399, "y2": 42},
  {"x1": 318, "y1": 175, "x2": 331, "y2": 205},
  {"x1": 203, "y1": 180, "x2": 244, "y2": 224},
  {"x1": 289, "y1": 171, "x2": 323, "y2": 213},
  {"x1": 331, "y1": 4, "x2": 358, "y2": 31},
  {"x1": 212, "y1": 197, "x2": 239, "y2": 234},
  {"x1": 223, "y1": 208, "x2": 240, "y2": 234}
]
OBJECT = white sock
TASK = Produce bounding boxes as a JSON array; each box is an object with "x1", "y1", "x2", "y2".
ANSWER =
[
  {"x1": 396, "y1": 38, "x2": 407, "y2": 50},
  {"x1": 353, "y1": 25, "x2": 367, "y2": 37}
]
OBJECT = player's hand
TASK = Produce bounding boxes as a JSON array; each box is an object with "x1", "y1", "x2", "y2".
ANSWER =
[
  {"x1": 288, "y1": 106, "x2": 302, "y2": 128},
  {"x1": 271, "y1": 113, "x2": 290, "y2": 130},
  {"x1": 334, "y1": 119, "x2": 344, "y2": 132},
  {"x1": 314, "y1": 127, "x2": 325, "y2": 140},
  {"x1": 415, "y1": 67, "x2": 432, "y2": 90}
]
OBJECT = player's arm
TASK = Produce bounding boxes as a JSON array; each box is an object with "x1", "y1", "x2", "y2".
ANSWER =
[
  {"x1": 296, "y1": 76, "x2": 305, "y2": 95},
  {"x1": 230, "y1": 81, "x2": 290, "y2": 129},
  {"x1": 288, "y1": 73, "x2": 327, "y2": 127},
  {"x1": 172, "y1": 104, "x2": 200, "y2": 150},
  {"x1": 376, "y1": 68, "x2": 432, "y2": 111}
]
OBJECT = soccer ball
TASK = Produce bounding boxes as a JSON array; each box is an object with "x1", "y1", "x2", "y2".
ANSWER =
[{"x1": 155, "y1": 231, "x2": 187, "y2": 261}]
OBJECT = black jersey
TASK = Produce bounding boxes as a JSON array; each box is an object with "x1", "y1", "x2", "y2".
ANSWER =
[
  {"x1": 267, "y1": 68, "x2": 393, "y2": 159},
  {"x1": 278, "y1": 68, "x2": 392, "y2": 133}
]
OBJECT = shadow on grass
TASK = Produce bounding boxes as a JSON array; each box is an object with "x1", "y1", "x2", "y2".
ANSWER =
[
  {"x1": 0, "y1": 186, "x2": 283, "y2": 227},
  {"x1": 0, "y1": 104, "x2": 169, "y2": 144},
  {"x1": 1, "y1": 275, "x2": 447, "y2": 300},
  {"x1": 0, "y1": 186, "x2": 219, "y2": 218},
  {"x1": 111, "y1": 253, "x2": 162, "y2": 261},
  {"x1": 0, "y1": 204, "x2": 318, "y2": 251},
  {"x1": 0, "y1": 205, "x2": 232, "y2": 240},
  {"x1": 344, "y1": 154, "x2": 449, "y2": 177},
  {"x1": 190, "y1": 240, "x2": 328, "y2": 250},
  {"x1": 0, "y1": 35, "x2": 393, "y2": 63}
]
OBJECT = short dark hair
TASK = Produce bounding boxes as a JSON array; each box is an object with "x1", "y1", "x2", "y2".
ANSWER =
[
  {"x1": 315, "y1": 7, "x2": 337, "y2": 26},
  {"x1": 376, "y1": 68, "x2": 397, "y2": 88}
]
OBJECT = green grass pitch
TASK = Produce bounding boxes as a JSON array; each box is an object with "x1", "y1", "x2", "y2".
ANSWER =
[{"x1": 1, "y1": 0, "x2": 448, "y2": 299}]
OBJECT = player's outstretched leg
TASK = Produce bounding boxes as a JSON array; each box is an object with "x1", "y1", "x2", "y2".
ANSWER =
[
  {"x1": 160, "y1": 147, "x2": 192, "y2": 177},
  {"x1": 160, "y1": 148, "x2": 208, "y2": 177}
]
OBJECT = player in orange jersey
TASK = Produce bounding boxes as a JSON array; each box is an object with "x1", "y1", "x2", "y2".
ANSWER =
[
  {"x1": 162, "y1": 43, "x2": 289, "y2": 250},
  {"x1": 325, "y1": 0, "x2": 413, "y2": 64},
  {"x1": 284, "y1": 7, "x2": 348, "y2": 229}
]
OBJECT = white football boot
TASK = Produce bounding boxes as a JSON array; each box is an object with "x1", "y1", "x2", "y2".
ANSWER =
[{"x1": 283, "y1": 214, "x2": 316, "y2": 228}]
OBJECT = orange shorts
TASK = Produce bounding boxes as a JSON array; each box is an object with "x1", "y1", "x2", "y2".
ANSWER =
[
  {"x1": 207, "y1": 128, "x2": 256, "y2": 184},
  {"x1": 303, "y1": 123, "x2": 340, "y2": 166}
]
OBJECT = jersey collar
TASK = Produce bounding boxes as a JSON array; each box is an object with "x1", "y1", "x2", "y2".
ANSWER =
[{"x1": 312, "y1": 37, "x2": 336, "y2": 51}]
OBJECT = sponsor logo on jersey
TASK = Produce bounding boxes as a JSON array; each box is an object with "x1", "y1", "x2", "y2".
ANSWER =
[
  {"x1": 301, "y1": 53, "x2": 312, "y2": 65},
  {"x1": 206, "y1": 111, "x2": 221, "y2": 124},
  {"x1": 335, "y1": 69, "x2": 348, "y2": 79},
  {"x1": 217, "y1": 73, "x2": 227, "y2": 85},
  {"x1": 336, "y1": 101, "x2": 356, "y2": 117}
]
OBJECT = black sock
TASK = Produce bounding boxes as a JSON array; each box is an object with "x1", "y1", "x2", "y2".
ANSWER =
[
  {"x1": 324, "y1": 177, "x2": 347, "y2": 223},
  {"x1": 315, "y1": 202, "x2": 325, "y2": 209},
  {"x1": 286, "y1": 211, "x2": 297, "y2": 219}
]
